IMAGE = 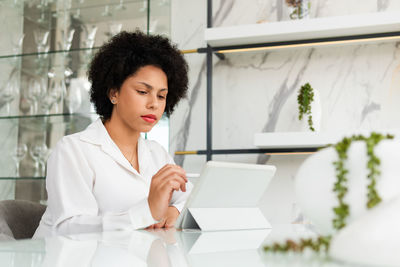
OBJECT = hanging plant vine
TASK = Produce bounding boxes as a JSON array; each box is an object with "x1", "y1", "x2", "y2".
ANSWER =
[
  {"x1": 263, "y1": 132, "x2": 394, "y2": 253},
  {"x1": 332, "y1": 133, "x2": 393, "y2": 229},
  {"x1": 297, "y1": 83, "x2": 315, "y2": 132}
]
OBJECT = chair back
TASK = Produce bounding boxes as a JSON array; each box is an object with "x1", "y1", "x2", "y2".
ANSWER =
[{"x1": 0, "y1": 200, "x2": 46, "y2": 239}]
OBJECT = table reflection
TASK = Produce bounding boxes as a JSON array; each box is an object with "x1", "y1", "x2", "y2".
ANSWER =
[{"x1": 0, "y1": 229, "x2": 271, "y2": 267}]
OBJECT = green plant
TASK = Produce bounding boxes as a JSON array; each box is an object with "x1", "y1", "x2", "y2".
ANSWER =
[
  {"x1": 286, "y1": 0, "x2": 311, "y2": 20},
  {"x1": 297, "y1": 83, "x2": 315, "y2": 131},
  {"x1": 332, "y1": 133, "x2": 393, "y2": 229},
  {"x1": 263, "y1": 132, "x2": 394, "y2": 253},
  {"x1": 264, "y1": 236, "x2": 331, "y2": 253}
]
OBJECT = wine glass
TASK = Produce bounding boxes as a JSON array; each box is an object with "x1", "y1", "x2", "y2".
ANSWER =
[
  {"x1": 101, "y1": 5, "x2": 111, "y2": 17},
  {"x1": 33, "y1": 28, "x2": 49, "y2": 54},
  {"x1": 27, "y1": 77, "x2": 45, "y2": 115},
  {"x1": 59, "y1": 28, "x2": 75, "y2": 51},
  {"x1": 83, "y1": 24, "x2": 97, "y2": 49},
  {"x1": 30, "y1": 143, "x2": 48, "y2": 177},
  {"x1": 0, "y1": 68, "x2": 19, "y2": 115},
  {"x1": 40, "y1": 90, "x2": 55, "y2": 115},
  {"x1": 11, "y1": 143, "x2": 27, "y2": 177},
  {"x1": 115, "y1": 0, "x2": 126, "y2": 10},
  {"x1": 73, "y1": 0, "x2": 85, "y2": 19},
  {"x1": 47, "y1": 76, "x2": 66, "y2": 113},
  {"x1": 73, "y1": 8, "x2": 81, "y2": 19},
  {"x1": 37, "y1": 10, "x2": 47, "y2": 24},
  {"x1": 38, "y1": 146, "x2": 50, "y2": 177},
  {"x1": 64, "y1": 85, "x2": 82, "y2": 114},
  {"x1": 10, "y1": 33, "x2": 24, "y2": 55}
]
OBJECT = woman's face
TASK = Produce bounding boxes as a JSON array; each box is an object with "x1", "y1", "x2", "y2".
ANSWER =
[{"x1": 110, "y1": 65, "x2": 168, "y2": 133}]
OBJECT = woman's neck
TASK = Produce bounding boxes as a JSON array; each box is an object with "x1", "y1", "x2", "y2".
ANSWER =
[{"x1": 103, "y1": 114, "x2": 141, "y2": 153}]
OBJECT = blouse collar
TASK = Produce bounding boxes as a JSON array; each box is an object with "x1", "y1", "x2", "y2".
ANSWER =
[{"x1": 79, "y1": 118, "x2": 149, "y2": 177}]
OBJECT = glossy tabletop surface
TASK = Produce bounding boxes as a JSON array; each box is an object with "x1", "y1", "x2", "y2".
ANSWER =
[{"x1": 0, "y1": 224, "x2": 358, "y2": 267}]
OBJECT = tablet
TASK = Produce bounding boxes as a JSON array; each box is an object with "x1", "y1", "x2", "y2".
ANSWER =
[{"x1": 175, "y1": 161, "x2": 276, "y2": 230}]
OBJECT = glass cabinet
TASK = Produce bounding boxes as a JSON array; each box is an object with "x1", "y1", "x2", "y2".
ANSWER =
[{"x1": 0, "y1": 0, "x2": 171, "y2": 203}]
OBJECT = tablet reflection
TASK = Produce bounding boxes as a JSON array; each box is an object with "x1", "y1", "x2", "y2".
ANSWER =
[
  {"x1": 0, "y1": 228, "x2": 271, "y2": 267},
  {"x1": 175, "y1": 229, "x2": 271, "y2": 267}
]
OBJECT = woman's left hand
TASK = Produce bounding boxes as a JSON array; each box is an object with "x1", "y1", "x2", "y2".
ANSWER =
[{"x1": 146, "y1": 206, "x2": 180, "y2": 229}]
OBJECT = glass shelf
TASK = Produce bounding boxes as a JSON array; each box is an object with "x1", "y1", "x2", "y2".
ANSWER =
[
  {"x1": 0, "y1": 176, "x2": 45, "y2": 180},
  {"x1": 0, "y1": 47, "x2": 100, "y2": 60},
  {"x1": 0, "y1": 0, "x2": 170, "y2": 57},
  {"x1": 0, "y1": 112, "x2": 97, "y2": 120},
  {"x1": 0, "y1": 0, "x2": 171, "y2": 202}
]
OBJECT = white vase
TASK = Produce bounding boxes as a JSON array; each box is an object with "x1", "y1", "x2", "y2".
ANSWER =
[
  {"x1": 300, "y1": 88, "x2": 321, "y2": 132},
  {"x1": 329, "y1": 195, "x2": 400, "y2": 266},
  {"x1": 294, "y1": 139, "x2": 400, "y2": 235}
]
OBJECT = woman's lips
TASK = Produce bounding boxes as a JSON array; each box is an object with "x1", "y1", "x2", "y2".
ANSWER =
[{"x1": 141, "y1": 115, "x2": 156, "y2": 123}]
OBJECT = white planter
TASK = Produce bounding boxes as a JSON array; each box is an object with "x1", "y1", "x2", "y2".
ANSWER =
[
  {"x1": 294, "y1": 139, "x2": 400, "y2": 235},
  {"x1": 300, "y1": 88, "x2": 321, "y2": 132},
  {"x1": 329, "y1": 195, "x2": 400, "y2": 266}
]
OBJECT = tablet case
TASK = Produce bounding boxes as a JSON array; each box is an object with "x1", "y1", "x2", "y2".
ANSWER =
[
  {"x1": 181, "y1": 207, "x2": 271, "y2": 231},
  {"x1": 176, "y1": 161, "x2": 276, "y2": 231}
]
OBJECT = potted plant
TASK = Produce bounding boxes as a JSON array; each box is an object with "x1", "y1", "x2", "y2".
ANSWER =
[
  {"x1": 285, "y1": 0, "x2": 311, "y2": 20},
  {"x1": 264, "y1": 132, "x2": 400, "y2": 266},
  {"x1": 297, "y1": 83, "x2": 321, "y2": 132}
]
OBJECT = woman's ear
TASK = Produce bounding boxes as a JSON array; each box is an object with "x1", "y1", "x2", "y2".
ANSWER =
[{"x1": 109, "y1": 89, "x2": 118, "y2": 104}]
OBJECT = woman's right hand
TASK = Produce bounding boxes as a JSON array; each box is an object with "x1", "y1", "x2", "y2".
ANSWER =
[{"x1": 148, "y1": 164, "x2": 187, "y2": 221}]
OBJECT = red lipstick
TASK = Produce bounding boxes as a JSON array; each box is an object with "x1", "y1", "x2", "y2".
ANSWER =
[{"x1": 141, "y1": 114, "x2": 157, "y2": 123}]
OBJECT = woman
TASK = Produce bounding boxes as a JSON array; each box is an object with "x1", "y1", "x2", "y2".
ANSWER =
[{"x1": 34, "y1": 31, "x2": 192, "y2": 238}]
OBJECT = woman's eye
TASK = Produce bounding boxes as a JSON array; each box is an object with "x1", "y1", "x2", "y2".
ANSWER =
[
  {"x1": 137, "y1": 90, "x2": 147, "y2": 95},
  {"x1": 158, "y1": 95, "x2": 166, "y2": 99}
]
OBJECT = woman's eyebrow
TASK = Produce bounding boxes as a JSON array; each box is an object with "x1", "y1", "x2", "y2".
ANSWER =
[{"x1": 137, "y1": 81, "x2": 168, "y2": 91}]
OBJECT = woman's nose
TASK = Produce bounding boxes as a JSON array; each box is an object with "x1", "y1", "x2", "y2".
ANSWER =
[{"x1": 146, "y1": 94, "x2": 159, "y2": 109}]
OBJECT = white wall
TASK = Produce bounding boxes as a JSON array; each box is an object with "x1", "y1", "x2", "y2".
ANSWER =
[{"x1": 169, "y1": 0, "x2": 400, "y2": 224}]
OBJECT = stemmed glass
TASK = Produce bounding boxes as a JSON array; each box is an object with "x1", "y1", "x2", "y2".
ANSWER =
[
  {"x1": 73, "y1": 0, "x2": 85, "y2": 19},
  {"x1": 33, "y1": 28, "x2": 49, "y2": 58},
  {"x1": 11, "y1": 143, "x2": 27, "y2": 177},
  {"x1": 81, "y1": 25, "x2": 97, "y2": 65},
  {"x1": 83, "y1": 25, "x2": 97, "y2": 49},
  {"x1": 40, "y1": 85, "x2": 55, "y2": 115},
  {"x1": 64, "y1": 84, "x2": 82, "y2": 114},
  {"x1": 33, "y1": 28, "x2": 49, "y2": 52},
  {"x1": 58, "y1": 28, "x2": 75, "y2": 82},
  {"x1": 38, "y1": 146, "x2": 50, "y2": 177},
  {"x1": 59, "y1": 28, "x2": 75, "y2": 51},
  {"x1": 11, "y1": 33, "x2": 24, "y2": 55},
  {"x1": 30, "y1": 143, "x2": 48, "y2": 177},
  {"x1": 27, "y1": 77, "x2": 45, "y2": 115},
  {"x1": 48, "y1": 74, "x2": 66, "y2": 113},
  {"x1": 115, "y1": 0, "x2": 126, "y2": 10},
  {"x1": 101, "y1": 5, "x2": 112, "y2": 17},
  {"x1": 0, "y1": 68, "x2": 19, "y2": 115}
]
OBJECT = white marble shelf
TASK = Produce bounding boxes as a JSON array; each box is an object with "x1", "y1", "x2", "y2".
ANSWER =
[
  {"x1": 205, "y1": 11, "x2": 400, "y2": 47},
  {"x1": 254, "y1": 130, "x2": 400, "y2": 149}
]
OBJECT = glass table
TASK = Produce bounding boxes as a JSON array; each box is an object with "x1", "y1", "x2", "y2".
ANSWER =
[{"x1": 0, "y1": 224, "x2": 358, "y2": 267}]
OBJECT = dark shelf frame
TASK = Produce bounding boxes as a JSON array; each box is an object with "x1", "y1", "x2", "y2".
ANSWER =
[{"x1": 176, "y1": 2, "x2": 400, "y2": 159}]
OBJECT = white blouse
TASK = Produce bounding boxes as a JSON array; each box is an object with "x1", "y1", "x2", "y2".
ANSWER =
[{"x1": 33, "y1": 118, "x2": 192, "y2": 238}]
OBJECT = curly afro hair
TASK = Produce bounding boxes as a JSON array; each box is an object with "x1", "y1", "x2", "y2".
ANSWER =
[{"x1": 88, "y1": 30, "x2": 188, "y2": 121}]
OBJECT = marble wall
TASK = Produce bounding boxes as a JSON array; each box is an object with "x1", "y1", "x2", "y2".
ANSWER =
[{"x1": 169, "y1": 0, "x2": 400, "y2": 224}]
